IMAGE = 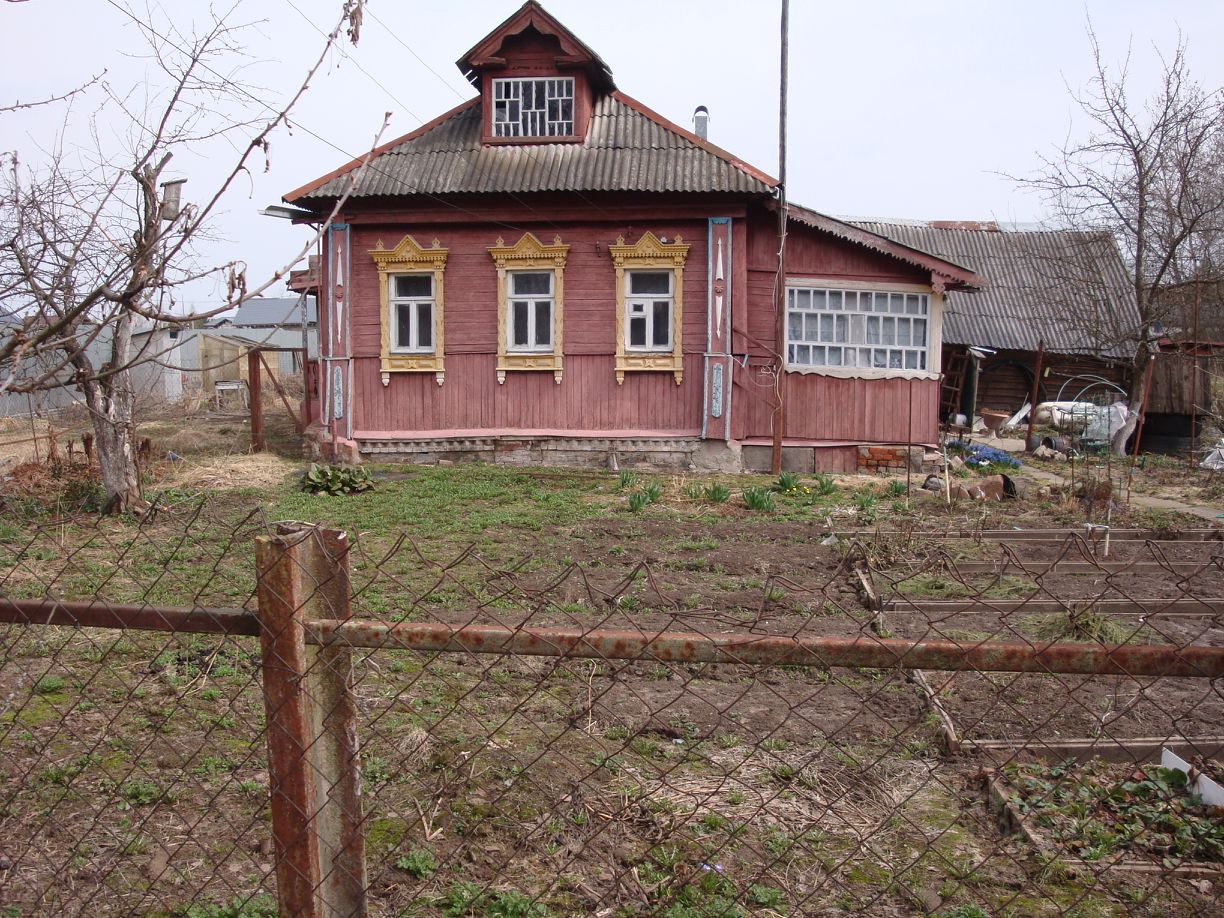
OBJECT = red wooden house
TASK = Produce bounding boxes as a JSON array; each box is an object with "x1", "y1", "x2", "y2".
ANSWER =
[{"x1": 284, "y1": 1, "x2": 981, "y2": 472}]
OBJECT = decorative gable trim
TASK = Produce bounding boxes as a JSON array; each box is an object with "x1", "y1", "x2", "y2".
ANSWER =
[{"x1": 456, "y1": 0, "x2": 614, "y2": 92}]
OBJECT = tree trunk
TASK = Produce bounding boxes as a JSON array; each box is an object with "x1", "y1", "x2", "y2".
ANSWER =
[
  {"x1": 1109, "y1": 345, "x2": 1151, "y2": 456},
  {"x1": 76, "y1": 312, "x2": 142, "y2": 513}
]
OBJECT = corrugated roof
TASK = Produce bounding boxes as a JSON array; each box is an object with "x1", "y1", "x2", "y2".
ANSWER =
[
  {"x1": 293, "y1": 94, "x2": 774, "y2": 201},
  {"x1": 211, "y1": 297, "x2": 315, "y2": 328},
  {"x1": 849, "y1": 221, "x2": 1140, "y2": 358},
  {"x1": 787, "y1": 205, "x2": 980, "y2": 290}
]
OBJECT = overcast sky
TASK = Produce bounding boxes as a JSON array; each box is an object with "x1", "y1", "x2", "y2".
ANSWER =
[{"x1": 5, "y1": 0, "x2": 1224, "y2": 312}]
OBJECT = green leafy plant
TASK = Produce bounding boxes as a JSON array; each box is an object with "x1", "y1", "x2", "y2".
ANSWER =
[
  {"x1": 618, "y1": 469, "x2": 640, "y2": 490},
  {"x1": 34, "y1": 675, "x2": 67, "y2": 695},
  {"x1": 300, "y1": 463, "x2": 374, "y2": 496},
  {"x1": 180, "y1": 894, "x2": 278, "y2": 918},
  {"x1": 682, "y1": 482, "x2": 703, "y2": 500},
  {"x1": 886, "y1": 479, "x2": 906, "y2": 497},
  {"x1": 118, "y1": 779, "x2": 162, "y2": 805},
  {"x1": 812, "y1": 473, "x2": 837, "y2": 496},
  {"x1": 772, "y1": 471, "x2": 801, "y2": 492},
  {"x1": 702, "y1": 484, "x2": 731, "y2": 504},
  {"x1": 395, "y1": 846, "x2": 437, "y2": 879},
  {"x1": 742, "y1": 486, "x2": 776, "y2": 512},
  {"x1": 642, "y1": 482, "x2": 664, "y2": 503},
  {"x1": 627, "y1": 490, "x2": 650, "y2": 512}
]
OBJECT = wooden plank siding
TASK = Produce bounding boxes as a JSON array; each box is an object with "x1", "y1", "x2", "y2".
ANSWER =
[
  {"x1": 345, "y1": 221, "x2": 709, "y2": 436},
  {"x1": 732, "y1": 212, "x2": 942, "y2": 445}
]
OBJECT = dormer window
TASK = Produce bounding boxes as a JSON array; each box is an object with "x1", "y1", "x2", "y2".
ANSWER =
[{"x1": 492, "y1": 77, "x2": 574, "y2": 137}]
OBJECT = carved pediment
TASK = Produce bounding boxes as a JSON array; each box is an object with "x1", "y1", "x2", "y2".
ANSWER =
[
  {"x1": 488, "y1": 232, "x2": 570, "y2": 268},
  {"x1": 608, "y1": 231, "x2": 690, "y2": 267},
  {"x1": 370, "y1": 234, "x2": 449, "y2": 271}
]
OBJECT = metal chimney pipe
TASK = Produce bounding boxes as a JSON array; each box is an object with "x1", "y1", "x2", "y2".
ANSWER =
[{"x1": 693, "y1": 105, "x2": 709, "y2": 139}]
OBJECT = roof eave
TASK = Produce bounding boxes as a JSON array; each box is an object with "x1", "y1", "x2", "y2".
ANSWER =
[{"x1": 785, "y1": 204, "x2": 983, "y2": 291}]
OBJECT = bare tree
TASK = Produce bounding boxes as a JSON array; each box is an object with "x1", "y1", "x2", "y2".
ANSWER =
[
  {"x1": 1022, "y1": 29, "x2": 1224, "y2": 454},
  {"x1": 0, "y1": 1, "x2": 374, "y2": 511}
]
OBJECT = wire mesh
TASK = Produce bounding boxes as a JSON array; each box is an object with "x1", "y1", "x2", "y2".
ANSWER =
[{"x1": 2, "y1": 509, "x2": 1224, "y2": 916}]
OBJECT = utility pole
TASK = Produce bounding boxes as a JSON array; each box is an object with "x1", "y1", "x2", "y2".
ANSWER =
[{"x1": 771, "y1": 0, "x2": 790, "y2": 475}]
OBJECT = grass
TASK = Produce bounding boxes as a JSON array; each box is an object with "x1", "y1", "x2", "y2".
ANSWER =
[
  {"x1": 892, "y1": 573, "x2": 1034, "y2": 600},
  {"x1": 1019, "y1": 609, "x2": 1139, "y2": 644},
  {"x1": 0, "y1": 452, "x2": 1216, "y2": 916}
]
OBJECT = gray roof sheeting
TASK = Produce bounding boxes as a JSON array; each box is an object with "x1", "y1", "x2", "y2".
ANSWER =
[
  {"x1": 850, "y1": 221, "x2": 1140, "y2": 358},
  {"x1": 297, "y1": 96, "x2": 773, "y2": 200},
  {"x1": 227, "y1": 297, "x2": 316, "y2": 328}
]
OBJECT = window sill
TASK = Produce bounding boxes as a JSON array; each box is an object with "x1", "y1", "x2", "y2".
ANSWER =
[
  {"x1": 498, "y1": 352, "x2": 563, "y2": 384},
  {"x1": 381, "y1": 353, "x2": 445, "y2": 386},
  {"x1": 785, "y1": 364, "x2": 938, "y2": 381},
  {"x1": 616, "y1": 353, "x2": 683, "y2": 385}
]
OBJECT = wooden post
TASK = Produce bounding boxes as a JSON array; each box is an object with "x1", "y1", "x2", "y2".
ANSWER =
[
  {"x1": 248, "y1": 349, "x2": 265, "y2": 453},
  {"x1": 301, "y1": 348, "x2": 313, "y2": 431},
  {"x1": 255, "y1": 526, "x2": 368, "y2": 918}
]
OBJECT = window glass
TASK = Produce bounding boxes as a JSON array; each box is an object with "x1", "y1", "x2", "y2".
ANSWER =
[
  {"x1": 630, "y1": 315, "x2": 646, "y2": 347},
  {"x1": 629, "y1": 271, "x2": 671, "y2": 295},
  {"x1": 785, "y1": 286, "x2": 930, "y2": 371},
  {"x1": 534, "y1": 302, "x2": 552, "y2": 347},
  {"x1": 512, "y1": 301, "x2": 530, "y2": 346},
  {"x1": 394, "y1": 275, "x2": 431, "y2": 298},
  {"x1": 652, "y1": 302, "x2": 670, "y2": 346},
  {"x1": 511, "y1": 272, "x2": 552, "y2": 296},
  {"x1": 492, "y1": 78, "x2": 575, "y2": 137},
  {"x1": 396, "y1": 304, "x2": 414, "y2": 349},
  {"x1": 416, "y1": 302, "x2": 432, "y2": 349}
]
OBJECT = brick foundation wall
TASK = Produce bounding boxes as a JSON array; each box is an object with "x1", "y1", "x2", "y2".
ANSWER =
[{"x1": 857, "y1": 445, "x2": 920, "y2": 472}]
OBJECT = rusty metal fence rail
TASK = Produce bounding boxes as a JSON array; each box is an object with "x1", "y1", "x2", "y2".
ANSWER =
[{"x1": 2, "y1": 520, "x2": 1224, "y2": 916}]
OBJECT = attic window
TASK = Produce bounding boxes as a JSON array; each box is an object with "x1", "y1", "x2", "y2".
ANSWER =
[{"x1": 492, "y1": 77, "x2": 574, "y2": 137}]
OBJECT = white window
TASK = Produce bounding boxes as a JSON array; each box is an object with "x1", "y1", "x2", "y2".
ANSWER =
[
  {"x1": 625, "y1": 270, "x2": 673, "y2": 351},
  {"x1": 508, "y1": 271, "x2": 554, "y2": 351},
  {"x1": 786, "y1": 287, "x2": 929, "y2": 371},
  {"x1": 492, "y1": 78, "x2": 575, "y2": 137},
  {"x1": 389, "y1": 274, "x2": 435, "y2": 353}
]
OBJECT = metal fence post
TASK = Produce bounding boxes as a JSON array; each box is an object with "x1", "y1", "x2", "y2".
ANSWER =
[{"x1": 256, "y1": 525, "x2": 368, "y2": 918}]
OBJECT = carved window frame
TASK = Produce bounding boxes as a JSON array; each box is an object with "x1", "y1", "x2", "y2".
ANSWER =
[
  {"x1": 488, "y1": 233, "x2": 570, "y2": 384},
  {"x1": 609, "y1": 231, "x2": 690, "y2": 384},
  {"x1": 371, "y1": 235, "x2": 449, "y2": 386}
]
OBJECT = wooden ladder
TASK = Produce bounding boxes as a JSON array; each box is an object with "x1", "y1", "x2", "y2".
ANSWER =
[{"x1": 941, "y1": 349, "x2": 968, "y2": 420}]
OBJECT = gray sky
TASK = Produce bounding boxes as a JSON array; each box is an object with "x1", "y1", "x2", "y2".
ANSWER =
[{"x1": 5, "y1": 0, "x2": 1224, "y2": 311}]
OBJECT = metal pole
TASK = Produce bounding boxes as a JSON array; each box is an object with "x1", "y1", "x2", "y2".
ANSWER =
[
  {"x1": 304, "y1": 619, "x2": 1224, "y2": 679},
  {"x1": 770, "y1": 0, "x2": 789, "y2": 475}
]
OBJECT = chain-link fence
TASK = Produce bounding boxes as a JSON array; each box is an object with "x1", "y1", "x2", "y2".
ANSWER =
[{"x1": 2, "y1": 513, "x2": 1223, "y2": 916}]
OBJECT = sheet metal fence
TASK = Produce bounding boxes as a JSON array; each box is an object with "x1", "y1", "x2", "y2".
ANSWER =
[{"x1": 2, "y1": 519, "x2": 1223, "y2": 916}]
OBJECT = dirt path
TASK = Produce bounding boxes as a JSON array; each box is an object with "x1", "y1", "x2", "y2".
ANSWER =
[{"x1": 1020, "y1": 464, "x2": 1224, "y2": 523}]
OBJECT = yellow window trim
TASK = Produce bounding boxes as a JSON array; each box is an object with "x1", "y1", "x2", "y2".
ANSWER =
[
  {"x1": 609, "y1": 231, "x2": 690, "y2": 384},
  {"x1": 488, "y1": 232, "x2": 570, "y2": 384},
  {"x1": 371, "y1": 235, "x2": 449, "y2": 386}
]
